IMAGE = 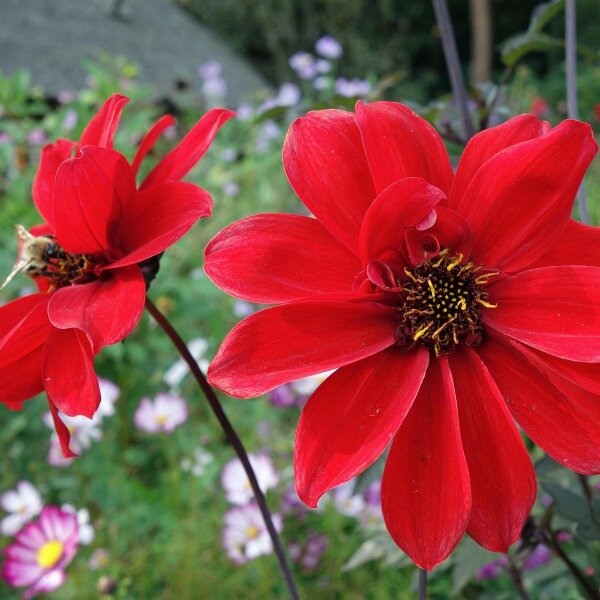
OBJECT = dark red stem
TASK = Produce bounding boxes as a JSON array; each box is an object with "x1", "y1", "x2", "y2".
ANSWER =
[{"x1": 145, "y1": 297, "x2": 299, "y2": 600}]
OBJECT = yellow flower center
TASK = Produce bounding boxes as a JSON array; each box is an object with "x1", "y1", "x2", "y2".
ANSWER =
[
  {"x1": 37, "y1": 540, "x2": 64, "y2": 568},
  {"x1": 246, "y1": 525, "x2": 259, "y2": 539},
  {"x1": 155, "y1": 414, "x2": 168, "y2": 426}
]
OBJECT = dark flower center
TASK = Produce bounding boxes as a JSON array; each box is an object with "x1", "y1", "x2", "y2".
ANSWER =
[
  {"x1": 395, "y1": 250, "x2": 497, "y2": 356},
  {"x1": 29, "y1": 237, "x2": 106, "y2": 291}
]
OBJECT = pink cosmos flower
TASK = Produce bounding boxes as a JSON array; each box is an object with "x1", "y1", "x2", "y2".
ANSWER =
[
  {"x1": 133, "y1": 393, "x2": 188, "y2": 434},
  {"x1": 2, "y1": 506, "x2": 79, "y2": 599},
  {"x1": 221, "y1": 453, "x2": 279, "y2": 505},
  {"x1": 0, "y1": 482, "x2": 43, "y2": 537},
  {"x1": 222, "y1": 503, "x2": 283, "y2": 565}
]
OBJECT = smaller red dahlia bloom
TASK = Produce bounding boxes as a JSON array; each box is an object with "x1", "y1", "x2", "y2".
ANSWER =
[
  {"x1": 0, "y1": 95, "x2": 233, "y2": 455},
  {"x1": 205, "y1": 101, "x2": 600, "y2": 569}
]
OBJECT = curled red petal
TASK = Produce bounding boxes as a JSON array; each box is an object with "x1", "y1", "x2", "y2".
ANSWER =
[
  {"x1": 32, "y1": 139, "x2": 77, "y2": 227},
  {"x1": 458, "y1": 120, "x2": 597, "y2": 272},
  {"x1": 295, "y1": 347, "x2": 428, "y2": 506},
  {"x1": 108, "y1": 181, "x2": 212, "y2": 267},
  {"x1": 449, "y1": 348, "x2": 536, "y2": 552},
  {"x1": 78, "y1": 94, "x2": 129, "y2": 149},
  {"x1": 54, "y1": 146, "x2": 135, "y2": 254},
  {"x1": 485, "y1": 266, "x2": 600, "y2": 362},
  {"x1": 48, "y1": 266, "x2": 146, "y2": 350},
  {"x1": 43, "y1": 327, "x2": 100, "y2": 419},
  {"x1": 130, "y1": 115, "x2": 176, "y2": 178},
  {"x1": 449, "y1": 114, "x2": 545, "y2": 209},
  {"x1": 283, "y1": 109, "x2": 377, "y2": 253},
  {"x1": 208, "y1": 297, "x2": 398, "y2": 398},
  {"x1": 140, "y1": 108, "x2": 235, "y2": 188},
  {"x1": 47, "y1": 399, "x2": 77, "y2": 459},
  {"x1": 358, "y1": 178, "x2": 445, "y2": 264},
  {"x1": 381, "y1": 357, "x2": 471, "y2": 571},
  {"x1": 479, "y1": 335, "x2": 600, "y2": 474},
  {"x1": 355, "y1": 101, "x2": 454, "y2": 196},
  {"x1": 204, "y1": 213, "x2": 361, "y2": 303}
]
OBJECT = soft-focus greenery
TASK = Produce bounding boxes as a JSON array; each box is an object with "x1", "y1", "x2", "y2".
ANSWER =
[{"x1": 1, "y1": 5, "x2": 600, "y2": 596}]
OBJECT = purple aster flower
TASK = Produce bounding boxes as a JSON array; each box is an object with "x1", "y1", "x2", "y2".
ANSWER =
[
  {"x1": 335, "y1": 77, "x2": 371, "y2": 98},
  {"x1": 269, "y1": 384, "x2": 296, "y2": 408},
  {"x1": 0, "y1": 132, "x2": 12, "y2": 145},
  {"x1": 364, "y1": 479, "x2": 382, "y2": 506},
  {"x1": 289, "y1": 52, "x2": 317, "y2": 80},
  {"x1": 312, "y1": 76, "x2": 330, "y2": 91},
  {"x1": 222, "y1": 181, "x2": 240, "y2": 197},
  {"x1": 556, "y1": 531, "x2": 573, "y2": 543},
  {"x1": 0, "y1": 482, "x2": 43, "y2": 536},
  {"x1": 220, "y1": 147, "x2": 238, "y2": 162},
  {"x1": 280, "y1": 484, "x2": 307, "y2": 518},
  {"x1": 524, "y1": 543, "x2": 552, "y2": 570},
  {"x1": 202, "y1": 78, "x2": 228, "y2": 99},
  {"x1": 222, "y1": 502, "x2": 282, "y2": 565},
  {"x1": 1, "y1": 506, "x2": 79, "y2": 599},
  {"x1": 236, "y1": 104, "x2": 253, "y2": 121},
  {"x1": 26, "y1": 129, "x2": 47, "y2": 146},
  {"x1": 298, "y1": 533, "x2": 328, "y2": 571},
  {"x1": 314, "y1": 59, "x2": 332, "y2": 74},
  {"x1": 232, "y1": 300, "x2": 255, "y2": 319},
  {"x1": 476, "y1": 557, "x2": 508, "y2": 581},
  {"x1": 62, "y1": 109, "x2": 78, "y2": 132},
  {"x1": 276, "y1": 82, "x2": 301, "y2": 107},
  {"x1": 198, "y1": 60, "x2": 223, "y2": 80},
  {"x1": 133, "y1": 393, "x2": 188, "y2": 434},
  {"x1": 315, "y1": 35, "x2": 343, "y2": 59},
  {"x1": 221, "y1": 453, "x2": 279, "y2": 506}
]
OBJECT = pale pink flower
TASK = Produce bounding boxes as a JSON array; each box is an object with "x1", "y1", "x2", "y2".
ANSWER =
[
  {"x1": 222, "y1": 503, "x2": 282, "y2": 565},
  {"x1": 0, "y1": 482, "x2": 43, "y2": 536},
  {"x1": 221, "y1": 453, "x2": 279, "y2": 506},
  {"x1": 133, "y1": 393, "x2": 188, "y2": 434}
]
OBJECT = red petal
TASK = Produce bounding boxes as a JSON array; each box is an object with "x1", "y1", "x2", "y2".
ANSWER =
[
  {"x1": 43, "y1": 327, "x2": 100, "y2": 418},
  {"x1": 54, "y1": 146, "x2": 135, "y2": 254},
  {"x1": 529, "y1": 220, "x2": 600, "y2": 269},
  {"x1": 0, "y1": 348, "x2": 45, "y2": 408},
  {"x1": 140, "y1": 108, "x2": 235, "y2": 188},
  {"x1": 381, "y1": 357, "x2": 471, "y2": 570},
  {"x1": 283, "y1": 109, "x2": 376, "y2": 253},
  {"x1": 449, "y1": 348, "x2": 536, "y2": 552},
  {"x1": 131, "y1": 115, "x2": 176, "y2": 178},
  {"x1": 48, "y1": 266, "x2": 146, "y2": 349},
  {"x1": 47, "y1": 400, "x2": 77, "y2": 459},
  {"x1": 405, "y1": 206, "x2": 472, "y2": 265},
  {"x1": 108, "y1": 181, "x2": 212, "y2": 267},
  {"x1": 458, "y1": 120, "x2": 597, "y2": 272},
  {"x1": 485, "y1": 266, "x2": 600, "y2": 362},
  {"x1": 32, "y1": 139, "x2": 77, "y2": 227},
  {"x1": 295, "y1": 347, "x2": 429, "y2": 506},
  {"x1": 205, "y1": 213, "x2": 361, "y2": 303},
  {"x1": 358, "y1": 178, "x2": 445, "y2": 264},
  {"x1": 0, "y1": 294, "x2": 51, "y2": 368},
  {"x1": 355, "y1": 101, "x2": 454, "y2": 197},
  {"x1": 449, "y1": 114, "x2": 545, "y2": 209},
  {"x1": 78, "y1": 94, "x2": 129, "y2": 149},
  {"x1": 208, "y1": 298, "x2": 398, "y2": 397},
  {"x1": 479, "y1": 335, "x2": 600, "y2": 474}
]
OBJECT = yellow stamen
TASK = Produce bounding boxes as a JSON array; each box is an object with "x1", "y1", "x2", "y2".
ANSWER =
[
  {"x1": 475, "y1": 272, "x2": 500, "y2": 284},
  {"x1": 446, "y1": 253, "x2": 463, "y2": 271},
  {"x1": 246, "y1": 525, "x2": 259, "y2": 539},
  {"x1": 427, "y1": 279, "x2": 436, "y2": 300},
  {"x1": 477, "y1": 299, "x2": 497, "y2": 309},
  {"x1": 403, "y1": 268, "x2": 418, "y2": 283},
  {"x1": 413, "y1": 323, "x2": 433, "y2": 341},
  {"x1": 457, "y1": 298, "x2": 467, "y2": 311},
  {"x1": 432, "y1": 317, "x2": 455, "y2": 339},
  {"x1": 37, "y1": 540, "x2": 63, "y2": 569}
]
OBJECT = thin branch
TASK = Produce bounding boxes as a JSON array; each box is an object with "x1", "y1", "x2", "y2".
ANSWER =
[
  {"x1": 145, "y1": 297, "x2": 300, "y2": 600},
  {"x1": 432, "y1": 0, "x2": 475, "y2": 140},
  {"x1": 418, "y1": 568, "x2": 427, "y2": 600},
  {"x1": 506, "y1": 553, "x2": 532, "y2": 600},
  {"x1": 566, "y1": 0, "x2": 590, "y2": 223}
]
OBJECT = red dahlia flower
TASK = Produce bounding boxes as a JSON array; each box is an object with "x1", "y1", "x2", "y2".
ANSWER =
[
  {"x1": 0, "y1": 95, "x2": 233, "y2": 456},
  {"x1": 205, "y1": 102, "x2": 600, "y2": 569}
]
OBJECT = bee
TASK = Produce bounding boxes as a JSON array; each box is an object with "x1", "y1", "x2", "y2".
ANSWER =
[{"x1": 1, "y1": 225, "x2": 57, "y2": 290}]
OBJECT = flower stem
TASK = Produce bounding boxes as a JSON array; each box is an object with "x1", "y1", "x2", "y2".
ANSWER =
[
  {"x1": 432, "y1": 0, "x2": 475, "y2": 140},
  {"x1": 418, "y1": 568, "x2": 427, "y2": 600},
  {"x1": 506, "y1": 553, "x2": 531, "y2": 600},
  {"x1": 145, "y1": 297, "x2": 300, "y2": 600},
  {"x1": 565, "y1": 0, "x2": 590, "y2": 224}
]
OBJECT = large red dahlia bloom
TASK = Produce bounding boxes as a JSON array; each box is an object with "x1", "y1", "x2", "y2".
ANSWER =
[
  {"x1": 1, "y1": 95, "x2": 233, "y2": 455},
  {"x1": 206, "y1": 102, "x2": 600, "y2": 569}
]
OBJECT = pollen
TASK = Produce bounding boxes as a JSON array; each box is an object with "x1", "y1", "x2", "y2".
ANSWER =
[
  {"x1": 397, "y1": 250, "x2": 498, "y2": 356},
  {"x1": 37, "y1": 540, "x2": 64, "y2": 569}
]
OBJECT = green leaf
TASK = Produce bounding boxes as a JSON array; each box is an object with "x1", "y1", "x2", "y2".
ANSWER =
[
  {"x1": 500, "y1": 32, "x2": 564, "y2": 67},
  {"x1": 541, "y1": 481, "x2": 588, "y2": 523},
  {"x1": 528, "y1": 0, "x2": 565, "y2": 34}
]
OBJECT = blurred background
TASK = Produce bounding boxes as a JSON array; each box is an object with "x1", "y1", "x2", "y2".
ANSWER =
[{"x1": 1, "y1": 1, "x2": 600, "y2": 598}]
